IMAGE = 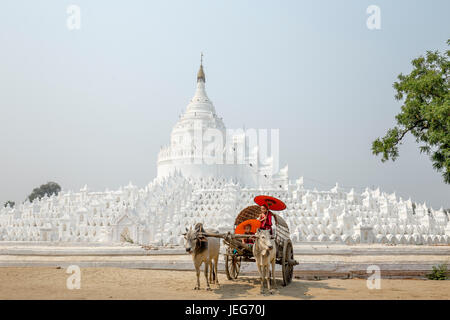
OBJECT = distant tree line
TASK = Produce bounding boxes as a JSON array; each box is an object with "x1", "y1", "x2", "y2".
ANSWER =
[
  {"x1": 3, "y1": 182, "x2": 62, "y2": 208},
  {"x1": 3, "y1": 200, "x2": 15, "y2": 208},
  {"x1": 27, "y1": 182, "x2": 61, "y2": 202}
]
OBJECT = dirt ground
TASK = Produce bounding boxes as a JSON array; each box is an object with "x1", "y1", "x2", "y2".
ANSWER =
[{"x1": 0, "y1": 267, "x2": 448, "y2": 300}]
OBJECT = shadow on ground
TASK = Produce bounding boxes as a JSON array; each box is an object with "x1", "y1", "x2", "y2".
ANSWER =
[{"x1": 211, "y1": 276, "x2": 346, "y2": 299}]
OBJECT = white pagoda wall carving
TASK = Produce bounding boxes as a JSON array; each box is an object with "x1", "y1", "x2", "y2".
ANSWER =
[{"x1": 1, "y1": 178, "x2": 449, "y2": 246}]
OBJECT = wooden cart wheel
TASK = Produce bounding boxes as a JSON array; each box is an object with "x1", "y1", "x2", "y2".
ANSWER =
[
  {"x1": 281, "y1": 240, "x2": 294, "y2": 286},
  {"x1": 225, "y1": 251, "x2": 241, "y2": 280}
]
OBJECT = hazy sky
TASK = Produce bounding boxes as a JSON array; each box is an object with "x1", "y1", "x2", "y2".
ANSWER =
[{"x1": 1, "y1": 0, "x2": 449, "y2": 208}]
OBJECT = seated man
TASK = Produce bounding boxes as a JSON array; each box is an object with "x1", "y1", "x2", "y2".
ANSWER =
[{"x1": 241, "y1": 223, "x2": 255, "y2": 251}]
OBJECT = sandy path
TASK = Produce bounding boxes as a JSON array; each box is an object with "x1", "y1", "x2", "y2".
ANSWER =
[{"x1": 0, "y1": 267, "x2": 448, "y2": 300}]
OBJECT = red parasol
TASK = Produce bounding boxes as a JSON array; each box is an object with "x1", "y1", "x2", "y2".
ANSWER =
[
  {"x1": 254, "y1": 195, "x2": 286, "y2": 211},
  {"x1": 235, "y1": 219, "x2": 261, "y2": 234}
]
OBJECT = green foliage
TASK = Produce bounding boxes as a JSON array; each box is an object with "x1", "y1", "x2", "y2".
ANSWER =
[
  {"x1": 426, "y1": 264, "x2": 448, "y2": 280},
  {"x1": 28, "y1": 182, "x2": 61, "y2": 202},
  {"x1": 124, "y1": 236, "x2": 134, "y2": 244},
  {"x1": 372, "y1": 39, "x2": 450, "y2": 183},
  {"x1": 4, "y1": 201, "x2": 15, "y2": 208},
  {"x1": 121, "y1": 234, "x2": 134, "y2": 244}
]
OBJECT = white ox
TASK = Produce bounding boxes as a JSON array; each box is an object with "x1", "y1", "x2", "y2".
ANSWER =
[
  {"x1": 253, "y1": 229, "x2": 277, "y2": 294},
  {"x1": 183, "y1": 223, "x2": 220, "y2": 291}
]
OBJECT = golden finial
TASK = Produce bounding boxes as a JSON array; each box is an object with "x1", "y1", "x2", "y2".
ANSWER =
[{"x1": 197, "y1": 52, "x2": 205, "y2": 83}]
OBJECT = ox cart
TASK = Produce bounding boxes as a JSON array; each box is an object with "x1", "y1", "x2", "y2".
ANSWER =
[{"x1": 201, "y1": 205, "x2": 298, "y2": 286}]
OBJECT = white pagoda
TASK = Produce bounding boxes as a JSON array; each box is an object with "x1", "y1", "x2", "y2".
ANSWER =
[
  {"x1": 0, "y1": 60, "x2": 449, "y2": 246},
  {"x1": 157, "y1": 59, "x2": 288, "y2": 188}
]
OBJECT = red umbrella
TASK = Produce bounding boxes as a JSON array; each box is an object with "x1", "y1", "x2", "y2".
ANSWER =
[
  {"x1": 254, "y1": 195, "x2": 286, "y2": 211},
  {"x1": 235, "y1": 219, "x2": 261, "y2": 234}
]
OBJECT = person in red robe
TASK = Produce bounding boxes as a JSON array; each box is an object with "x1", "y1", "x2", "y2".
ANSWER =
[{"x1": 258, "y1": 204, "x2": 273, "y2": 235}]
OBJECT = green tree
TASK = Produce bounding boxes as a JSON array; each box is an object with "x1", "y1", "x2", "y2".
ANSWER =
[
  {"x1": 4, "y1": 200, "x2": 15, "y2": 208},
  {"x1": 372, "y1": 40, "x2": 450, "y2": 183},
  {"x1": 28, "y1": 182, "x2": 61, "y2": 202}
]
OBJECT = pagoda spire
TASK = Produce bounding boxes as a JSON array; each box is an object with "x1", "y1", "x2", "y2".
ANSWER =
[{"x1": 197, "y1": 52, "x2": 206, "y2": 83}]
